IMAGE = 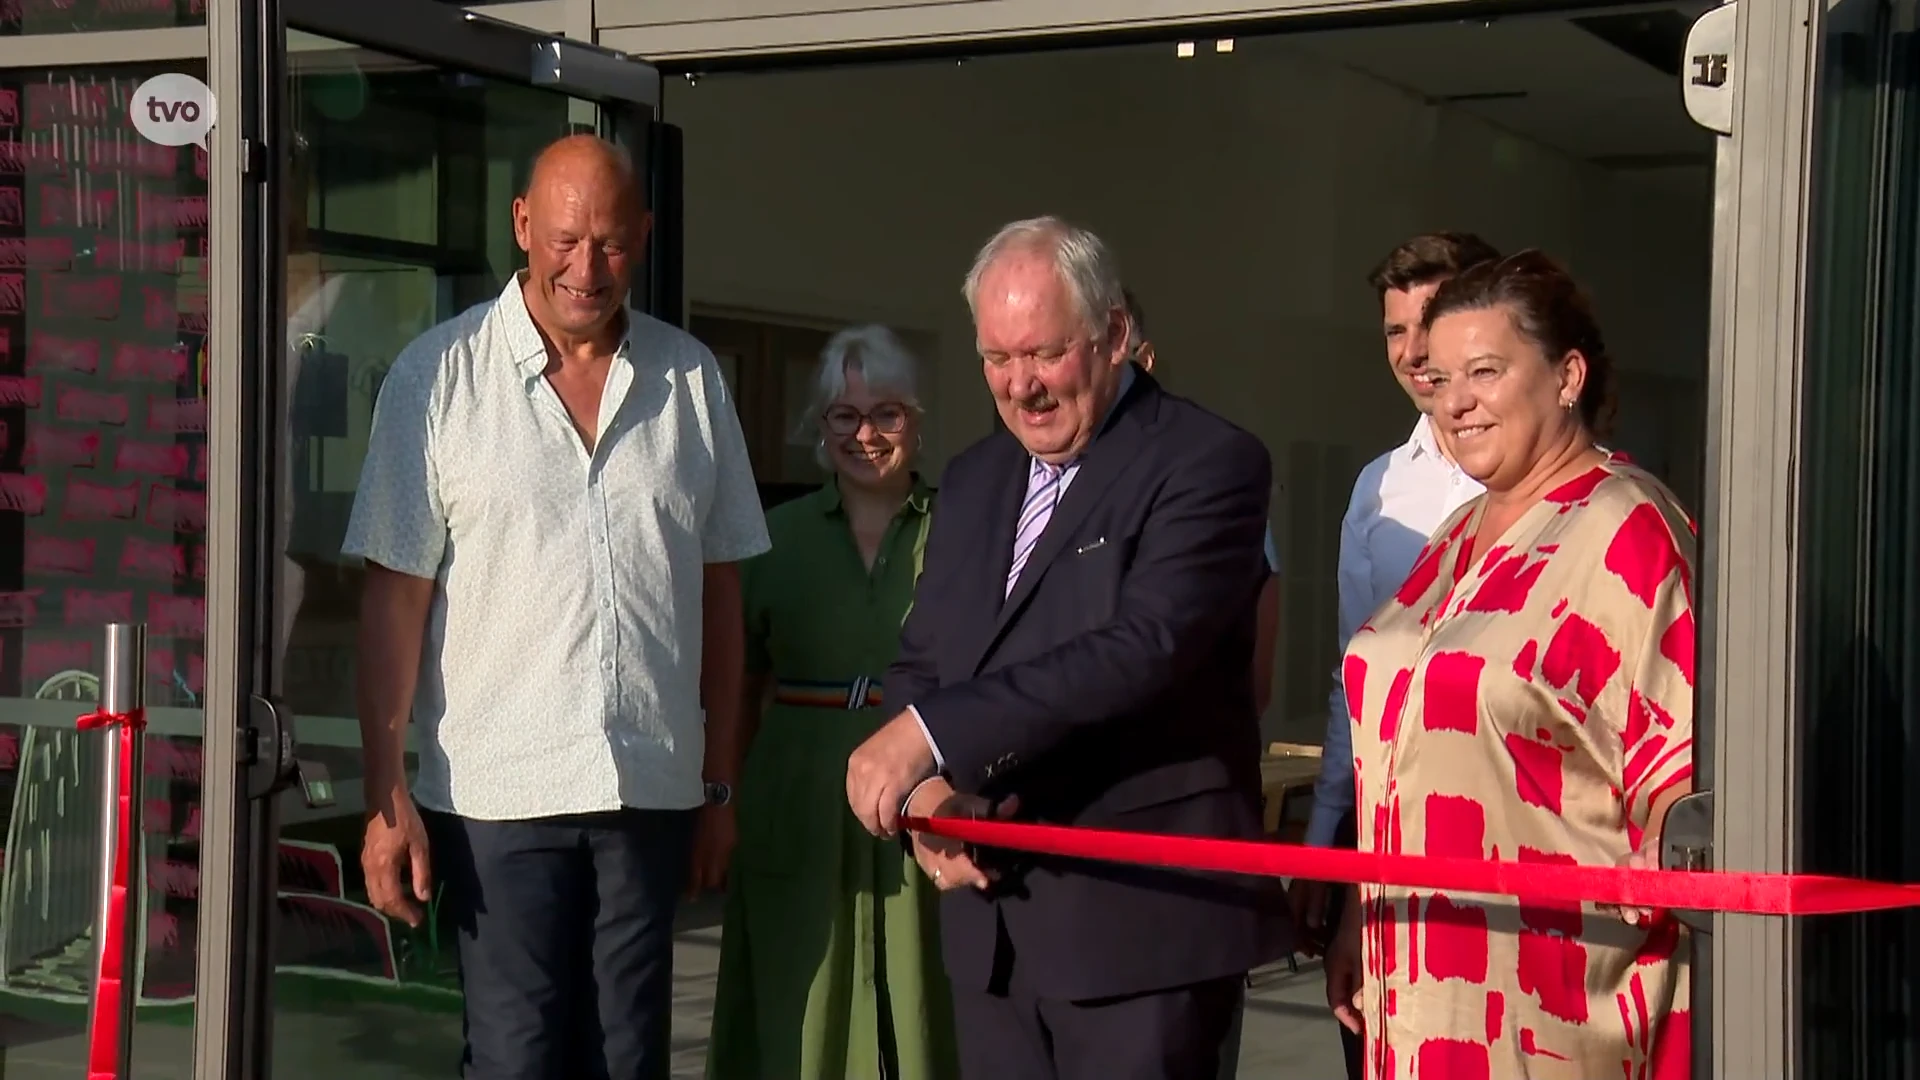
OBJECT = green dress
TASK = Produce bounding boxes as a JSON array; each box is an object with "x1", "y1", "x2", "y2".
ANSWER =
[{"x1": 707, "y1": 477, "x2": 960, "y2": 1080}]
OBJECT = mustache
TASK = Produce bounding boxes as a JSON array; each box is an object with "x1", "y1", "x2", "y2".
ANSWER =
[{"x1": 1015, "y1": 393, "x2": 1057, "y2": 411}]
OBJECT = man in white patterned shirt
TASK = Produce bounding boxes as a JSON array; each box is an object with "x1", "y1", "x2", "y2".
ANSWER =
[
  {"x1": 343, "y1": 136, "x2": 769, "y2": 1079},
  {"x1": 1293, "y1": 233, "x2": 1497, "y2": 1078}
]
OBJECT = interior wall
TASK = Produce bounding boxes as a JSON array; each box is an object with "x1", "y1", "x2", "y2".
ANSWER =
[{"x1": 668, "y1": 35, "x2": 1714, "y2": 740}]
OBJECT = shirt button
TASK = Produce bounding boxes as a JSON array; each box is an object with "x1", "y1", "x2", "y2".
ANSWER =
[
  {"x1": 602, "y1": 660, "x2": 613, "y2": 671},
  {"x1": 601, "y1": 598, "x2": 611, "y2": 609}
]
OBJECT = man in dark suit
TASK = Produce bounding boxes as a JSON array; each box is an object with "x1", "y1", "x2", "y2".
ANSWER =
[{"x1": 846, "y1": 216, "x2": 1279, "y2": 1079}]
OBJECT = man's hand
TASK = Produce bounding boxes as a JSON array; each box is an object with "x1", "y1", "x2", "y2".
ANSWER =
[
  {"x1": 1287, "y1": 878, "x2": 1331, "y2": 956},
  {"x1": 686, "y1": 804, "x2": 737, "y2": 899},
  {"x1": 1326, "y1": 888, "x2": 1364, "y2": 1035},
  {"x1": 904, "y1": 777, "x2": 1019, "y2": 892},
  {"x1": 362, "y1": 793, "x2": 432, "y2": 926},
  {"x1": 846, "y1": 709, "x2": 937, "y2": 837}
]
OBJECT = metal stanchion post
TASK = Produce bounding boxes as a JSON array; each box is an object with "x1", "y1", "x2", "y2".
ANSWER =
[{"x1": 88, "y1": 621, "x2": 146, "y2": 1076}]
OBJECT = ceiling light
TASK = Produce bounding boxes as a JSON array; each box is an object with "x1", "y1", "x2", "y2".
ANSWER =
[
  {"x1": 1176, "y1": 41, "x2": 1196, "y2": 58},
  {"x1": 1215, "y1": 38, "x2": 1235, "y2": 53}
]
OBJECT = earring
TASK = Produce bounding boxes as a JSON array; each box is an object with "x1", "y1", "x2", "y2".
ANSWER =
[{"x1": 1561, "y1": 398, "x2": 1575, "y2": 411}]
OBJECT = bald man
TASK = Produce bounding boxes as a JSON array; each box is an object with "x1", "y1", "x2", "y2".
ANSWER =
[{"x1": 344, "y1": 135, "x2": 769, "y2": 1079}]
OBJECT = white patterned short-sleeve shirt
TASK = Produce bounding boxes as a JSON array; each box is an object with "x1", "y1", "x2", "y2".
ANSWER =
[{"x1": 342, "y1": 274, "x2": 771, "y2": 820}]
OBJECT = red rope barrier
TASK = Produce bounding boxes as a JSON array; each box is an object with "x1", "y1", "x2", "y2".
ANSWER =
[{"x1": 904, "y1": 815, "x2": 1920, "y2": 917}]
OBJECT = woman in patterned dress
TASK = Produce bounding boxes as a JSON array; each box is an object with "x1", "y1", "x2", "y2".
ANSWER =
[
  {"x1": 707, "y1": 325, "x2": 959, "y2": 1080},
  {"x1": 1324, "y1": 251, "x2": 1694, "y2": 1080}
]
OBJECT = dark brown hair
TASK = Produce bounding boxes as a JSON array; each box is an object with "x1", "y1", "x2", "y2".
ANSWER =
[
  {"x1": 1367, "y1": 232, "x2": 1502, "y2": 296},
  {"x1": 1421, "y1": 249, "x2": 1616, "y2": 435}
]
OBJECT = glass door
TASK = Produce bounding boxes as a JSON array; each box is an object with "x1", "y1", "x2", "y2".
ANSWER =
[
  {"x1": 272, "y1": 34, "x2": 589, "y2": 1074},
  {"x1": 1795, "y1": 0, "x2": 1920, "y2": 1075},
  {"x1": 213, "y1": 0, "x2": 665, "y2": 1074}
]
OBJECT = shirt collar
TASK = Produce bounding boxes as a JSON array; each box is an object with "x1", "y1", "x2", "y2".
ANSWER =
[
  {"x1": 1406, "y1": 413, "x2": 1444, "y2": 461},
  {"x1": 817, "y1": 473, "x2": 933, "y2": 517},
  {"x1": 497, "y1": 271, "x2": 632, "y2": 375}
]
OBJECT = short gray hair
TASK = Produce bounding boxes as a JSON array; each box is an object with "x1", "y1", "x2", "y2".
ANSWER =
[
  {"x1": 961, "y1": 216, "x2": 1127, "y2": 342},
  {"x1": 792, "y1": 323, "x2": 923, "y2": 456}
]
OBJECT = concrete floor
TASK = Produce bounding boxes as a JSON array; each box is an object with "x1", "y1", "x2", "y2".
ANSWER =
[{"x1": 0, "y1": 895, "x2": 1349, "y2": 1079}]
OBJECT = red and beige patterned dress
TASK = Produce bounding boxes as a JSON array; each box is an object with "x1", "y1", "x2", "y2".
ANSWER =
[{"x1": 1342, "y1": 456, "x2": 1694, "y2": 1080}]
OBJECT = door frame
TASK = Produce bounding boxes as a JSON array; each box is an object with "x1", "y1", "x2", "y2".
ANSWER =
[
  {"x1": 1702, "y1": 0, "x2": 1824, "y2": 1073},
  {"x1": 197, "y1": 1, "x2": 664, "y2": 1075}
]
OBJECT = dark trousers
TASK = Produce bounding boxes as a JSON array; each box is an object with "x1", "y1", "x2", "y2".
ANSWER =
[
  {"x1": 423, "y1": 807, "x2": 697, "y2": 1080},
  {"x1": 952, "y1": 911, "x2": 1242, "y2": 1080},
  {"x1": 1216, "y1": 993, "x2": 1246, "y2": 1080},
  {"x1": 1327, "y1": 811, "x2": 1363, "y2": 1080},
  {"x1": 952, "y1": 976, "x2": 1242, "y2": 1080}
]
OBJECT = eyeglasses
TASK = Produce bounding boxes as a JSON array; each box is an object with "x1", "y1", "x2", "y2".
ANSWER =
[{"x1": 823, "y1": 402, "x2": 912, "y2": 436}]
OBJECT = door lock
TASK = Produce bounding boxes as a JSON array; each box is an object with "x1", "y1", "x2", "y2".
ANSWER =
[{"x1": 1658, "y1": 790, "x2": 1714, "y2": 934}]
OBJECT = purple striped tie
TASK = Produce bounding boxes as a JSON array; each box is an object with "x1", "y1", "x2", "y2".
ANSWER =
[{"x1": 1007, "y1": 460, "x2": 1066, "y2": 596}]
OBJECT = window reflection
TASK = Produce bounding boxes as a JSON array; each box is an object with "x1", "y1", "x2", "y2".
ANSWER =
[
  {"x1": 0, "y1": 63, "x2": 212, "y2": 1077},
  {"x1": 0, "y1": 0, "x2": 205, "y2": 37},
  {"x1": 1797, "y1": 2, "x2": 1920, "y2": 1077}
]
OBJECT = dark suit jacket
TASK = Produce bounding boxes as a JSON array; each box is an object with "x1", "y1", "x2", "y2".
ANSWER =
[{"x1": 885, "y1": 369, "x2": 1281, "y2": 1001}]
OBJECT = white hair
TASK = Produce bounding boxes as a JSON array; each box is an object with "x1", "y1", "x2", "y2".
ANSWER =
[
  {"x1": 961, "y1": 216, "x2": 1128, "y2": 342},
  {"x1": 792, "y1": 324, "x2": 923, "y2": 466}
]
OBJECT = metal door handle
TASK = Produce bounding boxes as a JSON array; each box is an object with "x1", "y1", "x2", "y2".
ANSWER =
[
  {"x1": 1659, "y1": 790, "x2": 1715, "y2": 935},
  {"x1": 243, "y1": 694, "x2": 335, "y2": 810}
]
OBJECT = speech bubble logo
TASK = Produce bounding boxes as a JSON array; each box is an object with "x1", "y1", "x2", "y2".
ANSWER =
[{"x1": 128, "y1": 73, "x2": 215, "y2": 149}]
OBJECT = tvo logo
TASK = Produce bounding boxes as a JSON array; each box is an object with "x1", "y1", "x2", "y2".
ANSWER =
[{"x1": 129, "y1": 73, "x2": 215, "y2": 149}]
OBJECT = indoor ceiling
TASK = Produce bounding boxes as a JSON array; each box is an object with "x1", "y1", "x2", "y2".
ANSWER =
[{"x1": 1282, "y1": 3, "x2": 1716, "y2": 167}]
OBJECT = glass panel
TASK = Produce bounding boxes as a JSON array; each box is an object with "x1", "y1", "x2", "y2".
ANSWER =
[
  {"x1": 0, "y1": 62, "x2": 209, "y2": 1079},
  {"x1": 270, "y1": 32, "x2": 583, "y2": 1076},
  {"x1": 2, "y1": 1, "x2": 204, "y2": 37},
  {"x1": 1796, "y1": 0, "x2": 1920, "y2": 1074}
]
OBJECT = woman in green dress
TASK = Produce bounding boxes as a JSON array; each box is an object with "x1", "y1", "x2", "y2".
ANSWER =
[{"x1": 708, "y1": 324, "x2": 960, "y2": 1080}]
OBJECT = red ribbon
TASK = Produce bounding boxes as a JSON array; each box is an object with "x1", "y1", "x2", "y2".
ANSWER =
[
  {"x1": 77, "y1": 707, "x2": 145, "y2": 1080},
  {"x1": 904, "y1": 815, "x2": 1920, "y2": 916}
]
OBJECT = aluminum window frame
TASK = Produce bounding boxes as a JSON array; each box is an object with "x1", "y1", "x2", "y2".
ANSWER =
[{"x1": 1701, "y1": 0, "x2": 1823, "y2": 1074}]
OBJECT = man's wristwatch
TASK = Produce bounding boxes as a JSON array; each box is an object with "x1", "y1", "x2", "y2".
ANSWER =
[{"x1": 704, "y1": 781, "x2": 733, "y2": 807}]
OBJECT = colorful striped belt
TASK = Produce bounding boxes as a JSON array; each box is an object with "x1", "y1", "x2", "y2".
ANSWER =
[{"x1": 773, "y1": 676, "x2": 884, "y2": 710}]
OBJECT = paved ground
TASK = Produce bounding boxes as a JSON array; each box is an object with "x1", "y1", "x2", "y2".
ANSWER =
[{"x1": 0, "y1": 893, "x2": 1349, "y2": 1078}]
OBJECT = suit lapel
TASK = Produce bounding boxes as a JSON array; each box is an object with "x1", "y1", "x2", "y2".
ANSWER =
[
  {"x1": 952, "y1": 435, "x2": 1029, "y2": 672},
  {"x1": 988, "y1": 375, "x2": 1158, "y2": 643},
  {"x1": 979, "y1": 437, "x2": 1027, "y2": 598}
]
